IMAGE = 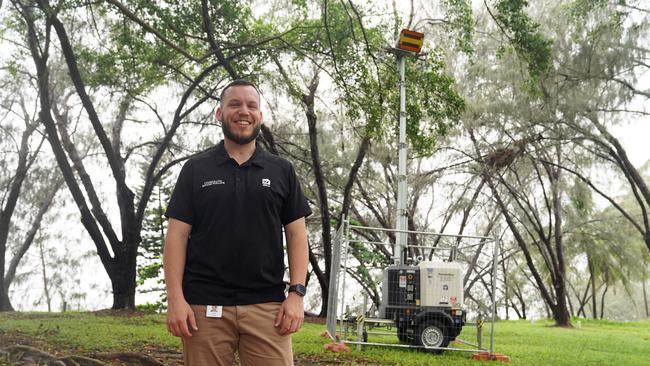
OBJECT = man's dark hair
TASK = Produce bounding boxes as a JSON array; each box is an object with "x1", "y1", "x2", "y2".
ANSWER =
[{"x1": 219, "y1": 79, "x2": 261, "y2": 104}]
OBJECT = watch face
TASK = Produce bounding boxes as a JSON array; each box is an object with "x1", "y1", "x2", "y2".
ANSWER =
[{"x1": 290, "y1": 284, "x2": 306, "y2": 296}]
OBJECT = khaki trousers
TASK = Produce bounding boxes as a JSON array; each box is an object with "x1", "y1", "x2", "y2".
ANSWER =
[{"x1": 183, "y1": 303, "x2": 293, "y2": 366}]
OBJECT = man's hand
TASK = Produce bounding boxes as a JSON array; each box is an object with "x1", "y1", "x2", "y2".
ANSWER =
[
  {"x1": 166, "y1": 298, "x2": 198, "y2": 337},
  {"x1": 274, "y1": 293, "x2": 304, "y2": 335}
]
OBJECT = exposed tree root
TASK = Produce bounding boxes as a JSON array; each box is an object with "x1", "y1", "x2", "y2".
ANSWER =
[
  {"x1": 0, "y1": 344, "x2": 165, "y2": 366},
  {"x1": 88, "y1": 352, "x2": 165, "y2": 366}
]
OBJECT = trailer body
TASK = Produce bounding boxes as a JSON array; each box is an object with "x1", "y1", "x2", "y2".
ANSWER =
[{"x1": 378, "y1": 261, "x2": 466, "y2": 350}]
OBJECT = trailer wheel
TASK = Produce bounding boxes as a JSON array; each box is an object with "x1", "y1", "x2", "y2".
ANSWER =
[{"x1": 417, "y1": 321, "x2": 450, "y2": 353}]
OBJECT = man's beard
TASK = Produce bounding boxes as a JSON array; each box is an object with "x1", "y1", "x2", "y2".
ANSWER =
[{"x1": 221, "y1": 121, "x2": 261, "y2": 145}]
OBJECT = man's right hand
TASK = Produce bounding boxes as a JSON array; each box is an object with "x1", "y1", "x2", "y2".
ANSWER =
[{"x1": 166, "y1": 298, "x2": 198, "y2": 337}]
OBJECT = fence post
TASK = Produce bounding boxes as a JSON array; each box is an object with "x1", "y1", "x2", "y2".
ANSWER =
[{"x1": 490, "y1": 234, "x2": 500, "y2": 354}]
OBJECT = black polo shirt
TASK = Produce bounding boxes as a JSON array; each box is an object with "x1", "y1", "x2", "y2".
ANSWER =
[{"x1": 165, "y1": 141, "x2": 311, "y2": 305}]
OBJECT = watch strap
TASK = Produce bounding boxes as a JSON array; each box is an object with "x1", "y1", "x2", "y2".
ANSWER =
[{"x1": 288, "y1": 284, "x2": 306, "y2": 296}]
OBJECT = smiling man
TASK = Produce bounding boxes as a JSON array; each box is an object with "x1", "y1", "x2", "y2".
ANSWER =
[{"x1": 163, "y1": 79, "x2": 311, "y2": 366}]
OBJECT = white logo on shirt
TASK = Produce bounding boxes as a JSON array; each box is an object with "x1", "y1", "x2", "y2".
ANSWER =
[
  {"x1": 262, "y1": 178, "x2": 271, "y2": 187},
  {"x1": 202, "y1": 179, "x2": 225, "y2": 188}
]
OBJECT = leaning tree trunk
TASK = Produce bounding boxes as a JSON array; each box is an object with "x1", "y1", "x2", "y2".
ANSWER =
[
  {"x1": 0, "y1": 117, "x2": 39, "y2": 311},
  {"x1": 302, "y1": 74, "x2": 333, "y2": 317}
]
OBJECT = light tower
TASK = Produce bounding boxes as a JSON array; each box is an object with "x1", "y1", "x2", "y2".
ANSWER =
[{"x1": 389, "y1": 29, "x2": 424, "y2": 266}]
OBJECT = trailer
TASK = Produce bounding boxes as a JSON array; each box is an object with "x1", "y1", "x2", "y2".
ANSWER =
[
  {"x1": 378, "y1": 261, "x2": 466, "y2": 350},
  {"x1": 326, "y1": 220, "x2": 499, "y2": 354}
]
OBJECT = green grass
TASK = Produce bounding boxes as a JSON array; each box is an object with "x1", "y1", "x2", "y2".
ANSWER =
[{"x1": 1, "y1": 312, "x2": 649, "y2": 365}]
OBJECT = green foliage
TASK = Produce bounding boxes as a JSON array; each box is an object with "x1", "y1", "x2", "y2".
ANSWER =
[
  {"x1": 136, "y1": 263, "x2": 162, "y2": 287},
  {"x1": 494, "y1": 0, "x2": 553, "y2": 83},
  {"x1": 136, "y1": 173, "x2": 173, "y2": 309},
  {"x1": 74, "y1": 23, "x2": 174, "y2": 94},
  {"x1": 402, "y1": 55, "x2": 466, "y2": 156},
  {"x1": 136, "y1": 302, "x2": 165, "y2": 312},
  {"x1": 566, "y1": 0, "x2": 610, "y2": 19},
  {"x1": 568, "y1": 178, "x2": 593, "y2": 218},
  {"x1": 442, "y1": 0, "x2": 475, "y2": 56},
  {"x1": 348, "y1": 241, "x2": 391, "y2": 281},
  {"x1": 259, "y1": 1, "x2": 465, "y2": 157},
  {"x1": 68, "y1": 0, "x2": 263, "y2": 95}
]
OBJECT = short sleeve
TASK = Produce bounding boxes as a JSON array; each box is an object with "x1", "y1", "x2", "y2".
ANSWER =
[
  {"x1": 165, "y1": 161, "x2": 194, "y2": 225},
  {"x1": 281, "y1": 164, "x2": 312, "y2": 226}
]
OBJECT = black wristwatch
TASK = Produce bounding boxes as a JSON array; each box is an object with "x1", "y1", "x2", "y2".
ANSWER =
[{"x1": 288, "y1": 284, "x2": 307, "y2": 297}]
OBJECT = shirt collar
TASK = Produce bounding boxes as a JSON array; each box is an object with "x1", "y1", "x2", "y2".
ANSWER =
[{"x1": 214, "y1": 140, "x2": 266, "y2": 168}]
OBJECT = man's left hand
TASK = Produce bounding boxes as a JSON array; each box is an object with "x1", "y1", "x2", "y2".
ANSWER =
[{"x1": 274, "y1": 293, "x2": 304, "y2": 335}]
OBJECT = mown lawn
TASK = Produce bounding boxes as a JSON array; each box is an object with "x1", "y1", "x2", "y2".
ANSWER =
[{"x1": 0, "y1": 311, "x2": 648, "y2": 366}]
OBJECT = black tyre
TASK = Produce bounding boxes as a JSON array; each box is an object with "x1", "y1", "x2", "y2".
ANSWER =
[{"x1": 417, "y1": 321, "x2": 450, "y2": 353}]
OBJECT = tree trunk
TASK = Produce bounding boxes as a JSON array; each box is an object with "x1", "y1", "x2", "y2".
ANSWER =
[
  {"x1": 512, "y1": 281, "x2": 527, "y2": 319},
  {"x1": 302, "y1": 73, "x2": 332, "y2": 317},
  {"x1": 502, "y1": 254, "x2": 509, "y2": 320},
  {"x1": 600, "y1": 270, "x2": 610, "y2": 319},
  {"x1": 307, "y1": 240, "x2": 328, "y2": 314},
  {"x1": 2, "y1": 179, "x2": 60, "y2": 312},
  {"x1": 509, "y1": 298, "x2": 522, "y2": 319},
  {"x1": 643, "y1": 278, "x2": 648, "y2": 318},
  {"x1": 641, "y1": 259, "x2": 650, "y2": 318},
  {"x1": 600, "y1": 284, "x2": 609, "y2": 319},
  {"x1": 574, "y1": 272, "x2": 592, "y2": 318},
  {"x1": 567, "y1": 290, "x2": 574, "y2": 318},
  {"x1": 0, "y1": 289, "x2": 13, "y2": 312},
  {"x1": 38, "y1": 241, "x2": 52, "y2": 312},
  {"x1": 551, "y1": 159, "x2": 571, "y2": 327},
  {"x1": 584, "y1": 115, "x2": 650, "y2": 252},
  {"x1": 0, "y1": 117, "x2": 39, "y2": 311},
  {"x1": 589, "y1": 257, "x2": 597, "y2": 319},
  {"x1": 552, "y1": 303, "x2": 571, "y2": 326},
  {"x1": 109, "y1": 241, "x2": 138, "y2": 309}
]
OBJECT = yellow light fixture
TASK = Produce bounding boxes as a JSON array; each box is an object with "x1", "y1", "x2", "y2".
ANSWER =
[{"x1": 397, "y1": 29, "x2": 424, "y2": 53}]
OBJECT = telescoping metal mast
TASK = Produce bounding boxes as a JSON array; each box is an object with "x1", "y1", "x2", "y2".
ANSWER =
[{"x1": 390, "y1": 29, "x2": 424, "y2": 266}]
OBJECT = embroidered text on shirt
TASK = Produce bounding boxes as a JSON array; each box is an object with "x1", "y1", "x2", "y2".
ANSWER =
[{"x1": 202, "y1": 179, "x2": 225, "y2": 187}]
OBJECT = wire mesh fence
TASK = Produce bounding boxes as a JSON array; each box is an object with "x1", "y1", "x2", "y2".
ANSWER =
[{"x1": 326, "y1": 218, "x2": 499, "y2": 354}]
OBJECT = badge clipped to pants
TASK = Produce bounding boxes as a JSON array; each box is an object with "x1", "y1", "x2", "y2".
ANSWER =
[{"x1": 206, "y1": 305, "x2": 223, "y2": 318}]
